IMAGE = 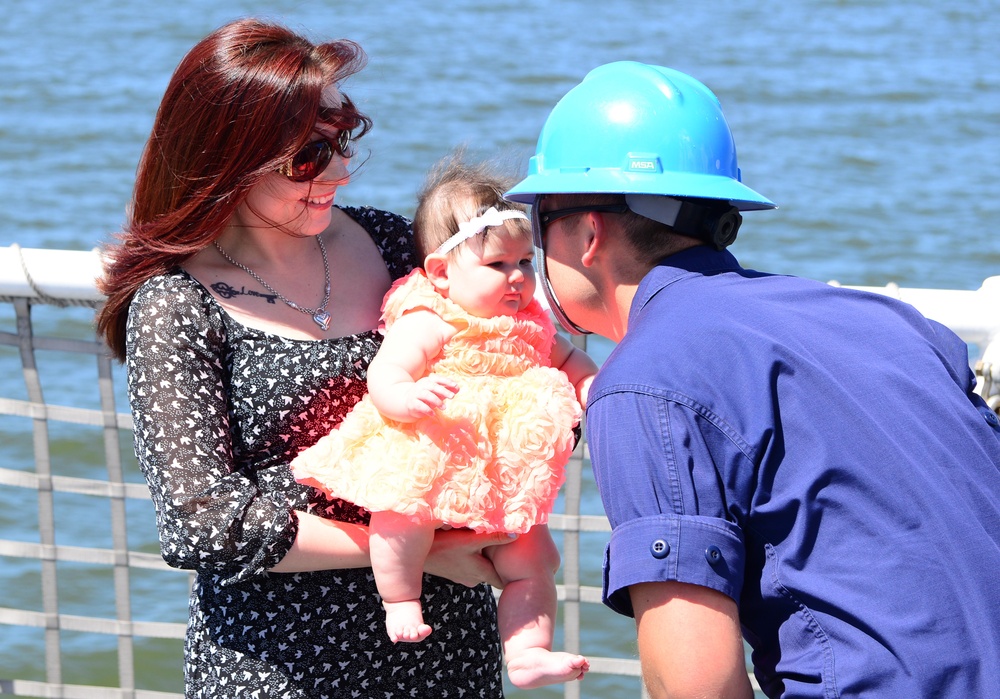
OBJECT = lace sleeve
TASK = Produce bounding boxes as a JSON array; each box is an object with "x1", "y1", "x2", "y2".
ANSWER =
[
  {"x1": 125, "y1": 274, "x2": 297, "y2": 584},
  {"x1": 342, "y1": 205, "x2": 418, "y2": 280}
]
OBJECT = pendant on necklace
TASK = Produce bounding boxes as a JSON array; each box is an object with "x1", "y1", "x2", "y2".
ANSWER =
[{"x1": 313, "y1": 312, "x2": 332, "y2": 331}]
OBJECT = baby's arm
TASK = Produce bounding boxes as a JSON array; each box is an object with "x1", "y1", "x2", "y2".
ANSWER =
[
  {"x1": 367, "y1": 309, "x2": 459, "y2": 422},
  {"x1": 551, "y1": 335, "x2": 598, "y2": 407}
]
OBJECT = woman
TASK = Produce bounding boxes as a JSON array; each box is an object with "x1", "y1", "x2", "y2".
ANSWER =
[{"x1": 97, "y1": 18, "x2": 510, "y2": 698}]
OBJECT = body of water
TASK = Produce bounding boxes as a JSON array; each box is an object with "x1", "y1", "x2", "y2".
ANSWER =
[{"x1": 1, "y1": 1, "x2": 997, "y2": 697}]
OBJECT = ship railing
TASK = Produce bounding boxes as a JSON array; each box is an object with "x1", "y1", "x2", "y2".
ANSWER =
[{"x1": 1, "y1": 244, "x2": 998, "y2": 699}]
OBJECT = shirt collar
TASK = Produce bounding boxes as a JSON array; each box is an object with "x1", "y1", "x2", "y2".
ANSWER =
[{"x1": 630, "y1": 246, "x2": 743, "y2": 323}]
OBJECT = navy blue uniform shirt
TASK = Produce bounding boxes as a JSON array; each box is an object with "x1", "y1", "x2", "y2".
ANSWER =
[{"x1": 587, "y1": 246, "x2": 1000, "y2": 698}]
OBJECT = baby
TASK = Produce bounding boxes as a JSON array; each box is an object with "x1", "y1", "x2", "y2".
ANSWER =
[{"x1": 292, "y1": 155, "x2": 595, "y2": 689}]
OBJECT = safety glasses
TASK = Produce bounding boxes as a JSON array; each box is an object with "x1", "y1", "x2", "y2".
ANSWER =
[
  {"x1": 537, "y1": 203, "x2": 629, "y2": 230},
  {"x1": 279, "y1": 129, "x2": 353, "y2": 182},
  {"x1": 528, "y1": 196, "x2": 616, "y2": 336}
]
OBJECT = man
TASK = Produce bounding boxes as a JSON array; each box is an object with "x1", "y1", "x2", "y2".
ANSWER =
[{"x1": 506, "y1": 61, "x2": 1000, "y2": 698}]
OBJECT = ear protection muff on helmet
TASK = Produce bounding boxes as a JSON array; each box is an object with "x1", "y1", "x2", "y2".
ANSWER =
[
  {"x1": 670, "y1": 200, "x2": 743, "y2": 250},
  {"x1": 624, "y1": 194, "x2": 742, "y2": 250}
]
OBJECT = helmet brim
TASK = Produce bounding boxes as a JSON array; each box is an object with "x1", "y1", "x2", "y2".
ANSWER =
[{"x1": 506, "y1": 169, "x2": 776, "y2": 211}]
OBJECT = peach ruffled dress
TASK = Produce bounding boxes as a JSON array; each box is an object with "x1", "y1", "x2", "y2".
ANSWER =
[{"x1": 291, "y1": 270, "x2": 582, "y2": 534}]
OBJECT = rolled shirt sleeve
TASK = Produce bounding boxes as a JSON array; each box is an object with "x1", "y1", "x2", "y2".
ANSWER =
[
  {"x1": 603, "y1": 514, "x2": 744, "y2": 617},
  {"x1": 588, "y1": 386, "x2": 751, "y2": 617}
]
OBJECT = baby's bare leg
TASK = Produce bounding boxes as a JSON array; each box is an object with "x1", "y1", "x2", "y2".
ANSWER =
[
  {"x1": 488, "y1": 525, "x2": 590, "y2": 689},
  {"x1": 369, "y1": 511, "x2": 435, "y2": 643}
]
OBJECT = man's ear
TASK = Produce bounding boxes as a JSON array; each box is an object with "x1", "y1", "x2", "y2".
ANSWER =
[
  {"x1": 580, "y1": 212, "x2": 606, "y2": 268},
  {"x1": 424, "y1": 253, "x2": 450, "y2": 291}
]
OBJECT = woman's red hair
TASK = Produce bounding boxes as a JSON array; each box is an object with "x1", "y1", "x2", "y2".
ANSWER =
[{"x1": 96, "y1": 18, "x2": 372, "y2": 361}]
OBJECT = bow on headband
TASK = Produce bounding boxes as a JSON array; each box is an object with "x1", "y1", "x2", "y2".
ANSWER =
[{"x1": 434, "y1": 206, "x2": 529, "y2": 255}]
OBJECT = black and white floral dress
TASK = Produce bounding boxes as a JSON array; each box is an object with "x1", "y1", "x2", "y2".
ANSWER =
[{"x1": 126, "y1": 206, "x2": 505, "y2": 698}]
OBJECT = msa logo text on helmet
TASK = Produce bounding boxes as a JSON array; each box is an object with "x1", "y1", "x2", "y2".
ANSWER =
[{"x1": 627, "y1": 156, "x2": 661, "y2": 172}]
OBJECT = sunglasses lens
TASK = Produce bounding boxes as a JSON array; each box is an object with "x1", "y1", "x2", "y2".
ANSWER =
[{"x1": 286, "y1": 140, "x2": 333, "y2": 182}]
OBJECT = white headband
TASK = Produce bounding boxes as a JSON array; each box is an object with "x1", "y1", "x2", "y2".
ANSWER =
[{"x1": 433, "y1": 206, "x2": 529, "y2": 255}]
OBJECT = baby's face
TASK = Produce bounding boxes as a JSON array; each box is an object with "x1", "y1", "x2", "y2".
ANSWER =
[{"x1": 443, "y1": 231, "x2": 536, "y2": 318}]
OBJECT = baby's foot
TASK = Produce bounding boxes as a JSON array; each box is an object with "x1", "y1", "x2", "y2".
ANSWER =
[
  {"x1": 506, "y1": 647, "x2": 590, "y2": 689},
  {"x1": 383, "y1": 599, "x2": 432, "y2": 643}
]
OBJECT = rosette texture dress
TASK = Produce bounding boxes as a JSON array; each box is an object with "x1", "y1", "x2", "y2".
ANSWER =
[{"x1": 292, "y1": 269, "x2": 582, "y2": 534}]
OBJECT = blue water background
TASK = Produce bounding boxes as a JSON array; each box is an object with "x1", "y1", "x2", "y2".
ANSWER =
[{"x1": 1, "y1": 0, "x2": 998, "y2": 697}]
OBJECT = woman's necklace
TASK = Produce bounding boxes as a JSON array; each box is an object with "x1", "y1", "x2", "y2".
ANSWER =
[{"x1": 213, "y1": 236, "x2": 332, "y2": 331}]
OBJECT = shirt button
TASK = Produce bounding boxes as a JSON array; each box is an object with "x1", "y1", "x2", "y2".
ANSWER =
[
  {"x1": 705, "y1": 545, "x2": 723, "y2": 566},
  {"x1": 985, "y1": 410, "x2": 999, "y2": 427},
  {"x1": 650, "y1": 539, "x2": 670, "y2": 559}
]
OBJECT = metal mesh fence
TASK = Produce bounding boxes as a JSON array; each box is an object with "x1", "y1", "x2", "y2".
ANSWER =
[{"x1": 0, "y1": 295, "x2": 646, "y2": 699}]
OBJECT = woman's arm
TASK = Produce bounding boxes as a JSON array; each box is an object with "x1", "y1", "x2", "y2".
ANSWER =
[
  {"x1": 367, "y1": 309, "x2": 459, "y2": 421},
  {"x1": 128, "y1": 279, "x2": 321, "y2": 583},
  {"x1": 271, "y1": 510, "x2": 512, "y2": 588},
  {"x1": 550, "y1": 334, "x2": 599, "y2": 406}
]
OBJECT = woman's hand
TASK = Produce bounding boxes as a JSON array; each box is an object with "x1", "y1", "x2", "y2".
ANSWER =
[{"x1": 424, "y1": 528, "x2": 516, "y2": 588}]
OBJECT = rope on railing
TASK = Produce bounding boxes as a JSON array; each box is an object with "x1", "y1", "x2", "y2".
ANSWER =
[
  {"x1": 0, "y1": 244, "x2": 105, "y2": 307},
  {"x1": 10, "y1": 243, "x2": 73, "y2": 308}
]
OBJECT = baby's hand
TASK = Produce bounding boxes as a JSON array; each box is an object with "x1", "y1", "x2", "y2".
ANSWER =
[{"x1": 403, "y1": 375, "x2": 459, "y2": 418}]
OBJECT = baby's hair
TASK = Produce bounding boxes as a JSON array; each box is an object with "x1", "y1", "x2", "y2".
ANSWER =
[{"x1": 413, "y1": 151, "x2": 529, "y2": 262}]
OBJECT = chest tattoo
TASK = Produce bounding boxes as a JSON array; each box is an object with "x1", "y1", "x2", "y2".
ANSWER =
[{"x1": 211, "y1": 281, "x2": 279, "y2": 304}]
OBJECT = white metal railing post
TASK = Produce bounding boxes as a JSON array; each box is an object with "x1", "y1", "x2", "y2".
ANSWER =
[{"x1": 12, "y1": 298, "x2": 63, "y2": 687}]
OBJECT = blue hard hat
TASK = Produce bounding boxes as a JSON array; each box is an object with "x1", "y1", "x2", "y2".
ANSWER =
[{"x1": 506, "y1": 61, "x2": 775, "y2": 211}]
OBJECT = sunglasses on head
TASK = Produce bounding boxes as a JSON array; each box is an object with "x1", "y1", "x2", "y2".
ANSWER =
[{"x1": 279, "y1": 129, "x2": 353, "y2": 182}]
